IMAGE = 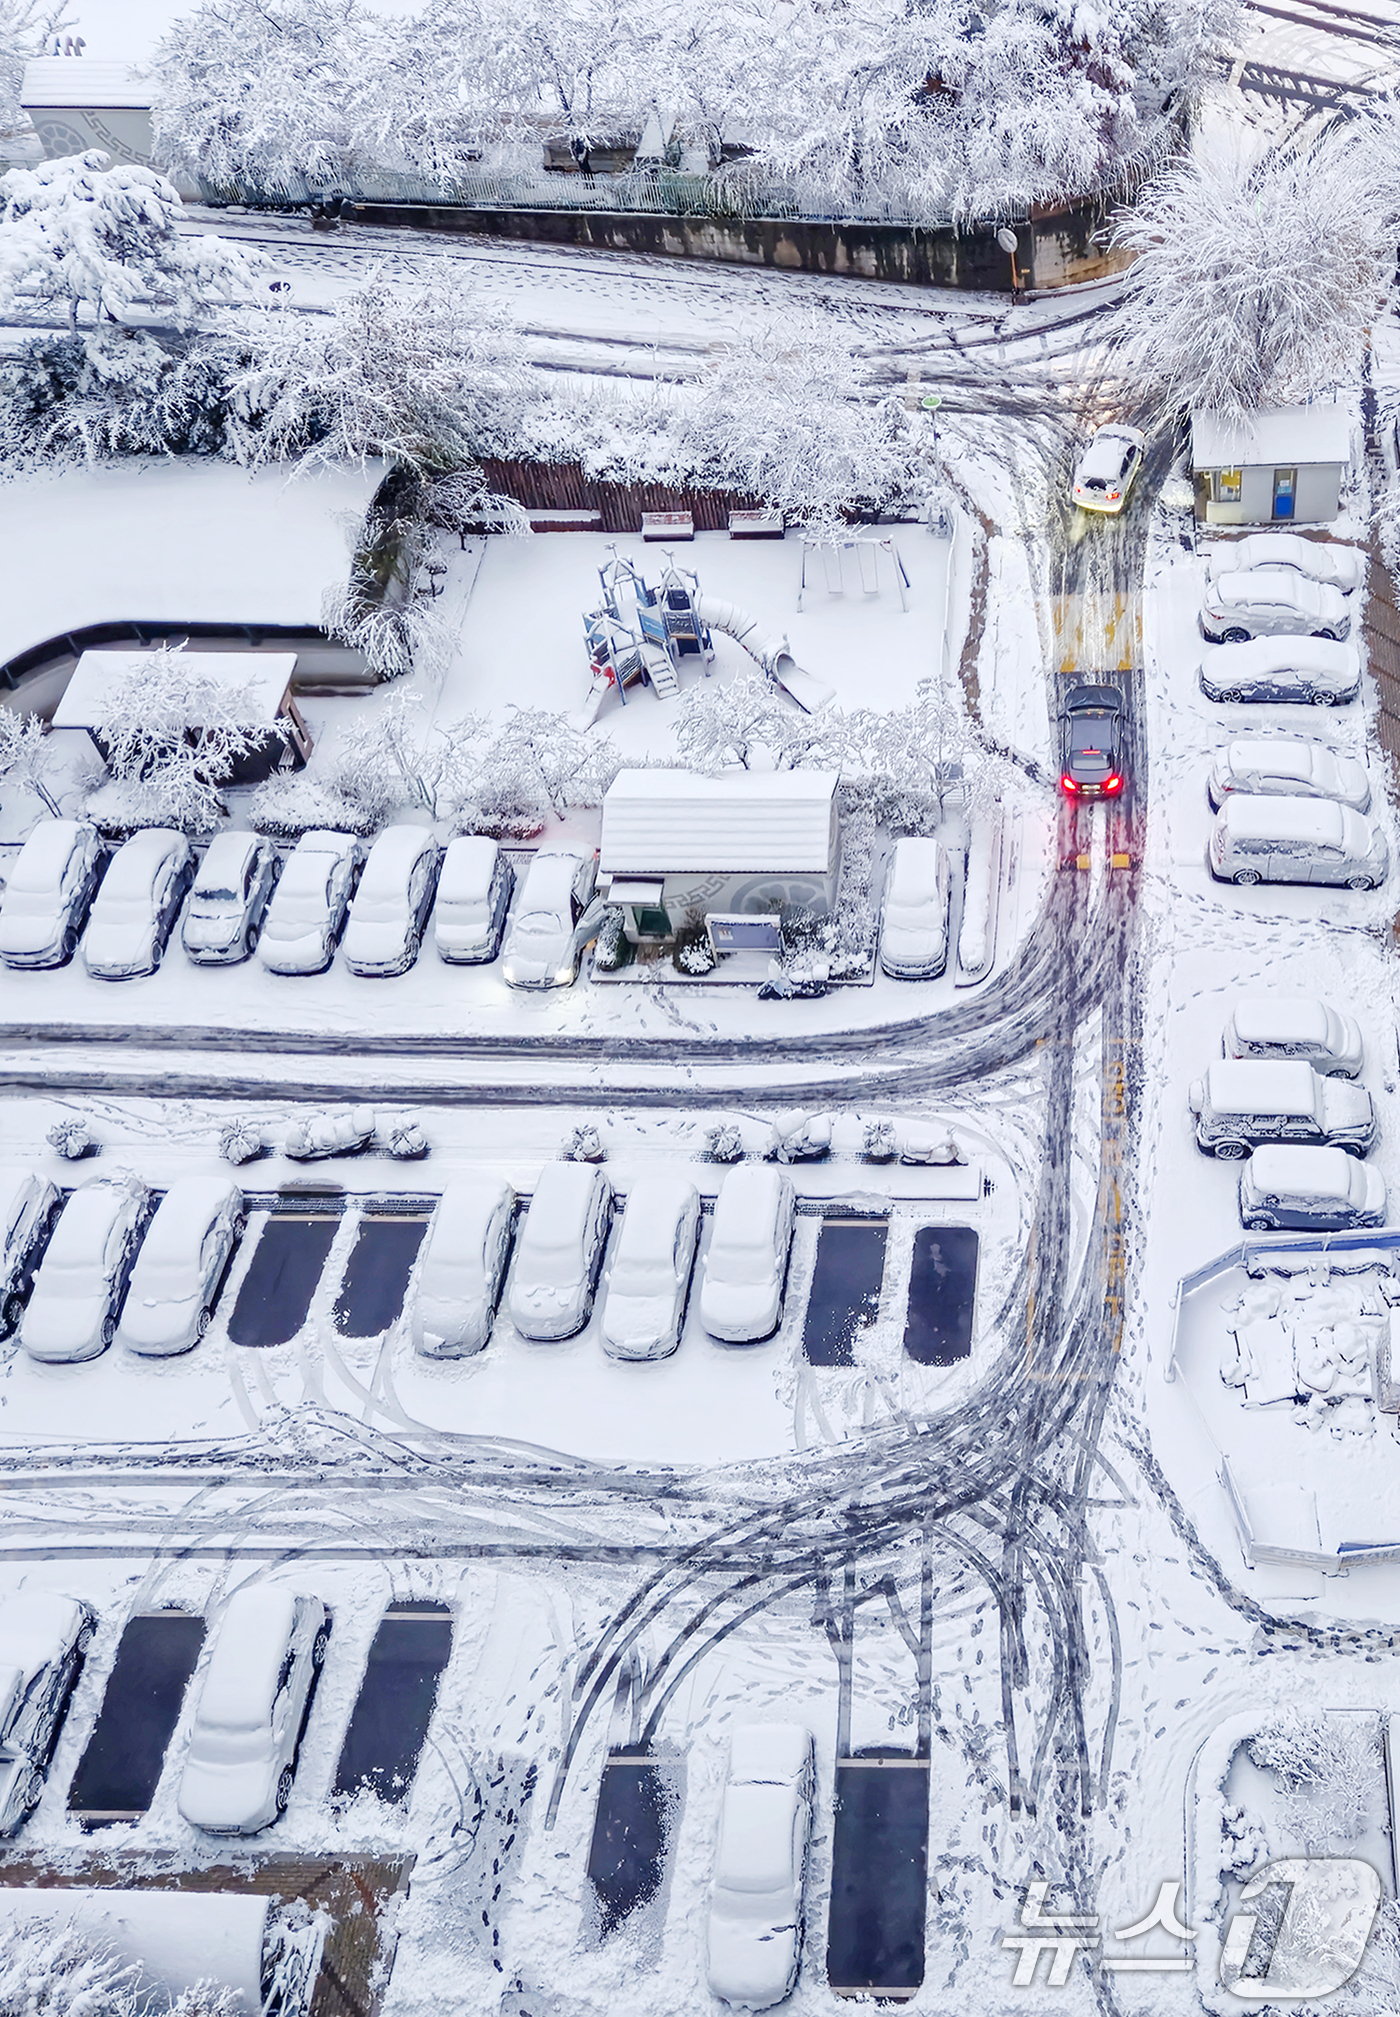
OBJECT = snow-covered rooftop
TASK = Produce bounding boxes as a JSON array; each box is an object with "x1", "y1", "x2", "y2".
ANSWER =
[
  {"x1": 54, "y1": 651, "x2": 297, "y2": 730},
  {"x1": 21, "y1": 60, "x2": 150, "y2": 109},
  {"x1": 601, "y1": 769, "x2": 838, "y2": 875},
  {"x1": 0, "y1": 461, "x2": 383, "y2": 677},
  {"x1": 1191, "y1": 404, "x2": 1353, "y2": 471}
]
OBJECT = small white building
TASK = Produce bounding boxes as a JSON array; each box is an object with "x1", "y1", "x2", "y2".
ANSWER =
[
  {"x1": 1191, "y1": 404, "x2": 1353, "y2": 526},
  {"x1": 53, "y1": 650, "x2": 312, "y2": 781},
  {"x1": 16, "y1": 62, "x2": 198, "y2": 194},
  {"x1": 599, "y1": 769, "x2": 841, "y2": 948}
]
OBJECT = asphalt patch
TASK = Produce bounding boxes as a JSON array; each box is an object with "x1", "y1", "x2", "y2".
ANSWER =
[
  {"x1": 334, "y1": 1216, "x2": 428, "y2": 1338},
  {"x1": 586, "y1": 1756, "x2": 679, "y2": 1941},
  {"x1": 803, "y1": 1218, "x2": 888, "y2": 1366},
  {"x1": 826, "y1": 1757, "x2": 929, "y2": 1995},
  {"x1": 903, "y1": 1225, "x2": 979, "y2": 1366},
  {"x1": 227, "y1": 1215, "x2": 338, "y2": 1347},
  {"x1": 68, "y1": 1612, "x2": 205, "y2": 1823},
  {"x1": 333, "y1": 1603, "x2": 453, "y2": 1805}
]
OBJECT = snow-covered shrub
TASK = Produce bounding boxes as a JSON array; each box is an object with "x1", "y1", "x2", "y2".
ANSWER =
[
  {"x1": 705, "y1": 1122, "x2": 745, "y2": 1163},
  {"x1": 561, "y1": 1123, "x2": 606, "y2": 1162},
  {"x1": 1108, "y1": 127, "x2": 1392, "y2": 419},
  {"x1": 0, "y1": 708, "x2": 61, "y2": 817},
  {"x1": 1248, "y1": 1713, "x2": 1382, "y2": 1850},
  {"x1": 772, "y1": 1111, "x2": 832, "y2": 1161},
  {"x1": 0, "y1": 4, "x2": 69, "y2": 148},
  {"x1": 218, "y1": 1117, "x2": 263, "y2": 1165},
  {"x1": 672, "y1": 912, "x2": 716, "y2": 976},
  {"x1": 863, "y1": 1118, "x2": 898, "y2": 1162},
  {"x1": 591, "y1": 907, "x2": 630, "y2": 972},
  {"x1": 1220, "y1": 1798, "x2": 1271, "y2": 1878},
  {"x1": 0, "y1": 1916, "x2": 140, "y2": 2016},
  {"x1": 248, "y1": 773, "x2": 382, "y2": 841},
  {"x1": 383, "y1": 1117, "x2": 429, "y2": 1159},
  {"x1": 88, "y1": 648, "x2": 278, "y2": 836},
  {"x1": 818, "y1": 799, "x2": 878, "y2": 979},
  {"x1": 46, "y1": 1117, "x2": 92, "y2": 1159}
]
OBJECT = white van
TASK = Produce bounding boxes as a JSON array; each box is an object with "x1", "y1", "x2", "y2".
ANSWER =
[
  {"x1": 1207, "y1": 795, "x2": 1388, "y2": 891},
  {"x1": 434, "y1": 837, "x2": 514, "y2": 965},
  {"x1": 1239, "y1": 1145, "x2": 1385, "y2": 1233},
  {"x1": 1222, "y1": 999, "x2": 1363, "y2": 1078},
  {"x1": 1188, "y1": 1059, "x2": 1374, "y2": 1160}
]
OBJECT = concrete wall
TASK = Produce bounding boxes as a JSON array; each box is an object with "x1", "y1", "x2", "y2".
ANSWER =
[
  {"x1": 28, "y1": 103, "x2": 201, "y2": 198},
  {"x1": 1200, "y1": 461, "x2": 1344, "y2": 526}
]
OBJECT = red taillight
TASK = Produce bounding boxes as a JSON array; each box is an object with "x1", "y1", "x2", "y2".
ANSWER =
[
  {"x1": 1061, "y1": 775, "x2": 1079, "y2": 795},
  {"x1": 1105, "y1": 774, "x2": 1123, "y2": 794},
  {"x1": 1107, "y1": 490, "x2": 1120, "y2": 501}
]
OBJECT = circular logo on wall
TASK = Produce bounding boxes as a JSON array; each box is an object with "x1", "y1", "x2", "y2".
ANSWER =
[{"x1": 36, "y1": 120, "x2": 90, "y2": 159}]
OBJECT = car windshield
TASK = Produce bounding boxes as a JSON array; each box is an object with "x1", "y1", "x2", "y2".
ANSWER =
[
  {"x1": 517, "y1": 910, "x2": 562, "y2": 936},
  {"x1": 196, "y1": 886, "x2": 238, "y2": 905},
  {"x1": 711, "y1": 1239, "x2": 775, "y2": 1287},
  {"x1": 614, "y1": 1257, "x2": 676, "y2": 1296},
  {"x1": 191, "y1": 1723, "x2": 270, "y2": 1762}
]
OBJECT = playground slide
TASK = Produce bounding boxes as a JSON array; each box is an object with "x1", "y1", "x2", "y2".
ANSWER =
[{"x1": 693, "y1": 597, "x2": 834, "y2": 714}]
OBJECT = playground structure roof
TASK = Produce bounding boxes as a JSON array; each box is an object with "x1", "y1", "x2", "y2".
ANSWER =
[{"x1": 600, "y1": 768, "x2": 839, "y2": 876}]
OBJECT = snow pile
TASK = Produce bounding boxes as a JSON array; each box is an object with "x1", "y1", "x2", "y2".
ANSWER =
[{"x1": 956, "y1": 804, "x2": 1002, "y2": 985}]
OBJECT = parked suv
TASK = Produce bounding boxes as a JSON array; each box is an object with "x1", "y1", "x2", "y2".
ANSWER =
[
  {"x1": 1188, "y1": 1059, "x2": 1374, "y2": 1161},
  {"x1": 1207, "y1": 796, "x2": 1388, "y2": 891},
  {"x1": 1222, "y1": 999, "x2": 1363, "y2": 1078},
  {"x1": 1239, "y1": 1145, "x2": 1386, "y2": 1233}
]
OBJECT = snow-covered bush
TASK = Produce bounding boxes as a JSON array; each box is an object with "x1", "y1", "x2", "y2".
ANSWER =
[
  {"x1": 672, "y1": 911, "x2": 716, "y2": 976},
  {"x1": 561, "y1": 1123, "x2": 606, "y2": 1162},
  {"x1": 863, "y1": 1118, "x2": 897, "y2": 1162},
  {"x1": 46, "y1": 1117, "x2": 92, "y2": 1159},
  {"x1": 1108, "y1": 128, "x2": 1392, "y2": 418},
  {"x1": 0, "y1": 708, "x2": 61, "y2": 816},
  {"x1": 218, "y1": 1117, "x2": 263, "y2": 1165},
  {"x1": 591, "y1": 907, "x2": 630, "y2": 972},
  {"x1": 88, "y1": 648, "x2": 277, "y2": 836},
  {"x1": 705, "y1": 1122, "x2": 745, "y2": 1162},
  {"x1": 1248, "y1": 1713, "x2": 1382, "y2": 1851},
  {"x1": 247, "y1": 772, "x2": 383, "y2": 840},
  {"x1": 383, "y1": 1116, "x2": 429, "y2": 1158},
  {"x1": 0, "y1": 1917, "x2": 139, "y2": 2016}
]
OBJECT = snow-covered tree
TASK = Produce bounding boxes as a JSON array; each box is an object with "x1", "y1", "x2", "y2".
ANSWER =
[
  {"x1": 674, "y1": 671, "x2": 824, "y2": 772},
  {"x1": 472, "y1": 708, "x2": 621, "y2": 820},
  {"x1": 0, "y1": 1917, "x2": 139, "y2": 2016},
  {"x1": 0, "y1": 0, "x2": 72, "y2": 143},
  {"x1": 0, "y1": 150, "x2": 257, "y2": 336},
  {"x1": 0, "y1": 706, "x2": 61, "y2": 815},
  {"x1": 1107, "y1": 129, "x2": 1392, "y2": 419},
  {"x1": 88, "y1": 647, "x2": 280, "y2": 833}
]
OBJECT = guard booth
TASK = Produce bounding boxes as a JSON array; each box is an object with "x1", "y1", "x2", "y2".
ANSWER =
[
  {"x1": 598, "y1": 768, "x2": 841, "y2": 950},
  {"x1": 52, "y1": 649, "x2": 313, "y2": 781},
  {"x1": 1191, "y1": 404, "x2": 1353, "y2": 526}
]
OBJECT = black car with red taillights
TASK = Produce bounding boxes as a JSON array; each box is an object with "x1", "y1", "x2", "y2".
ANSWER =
[{"x1": 1060, "y1": 683, "x2": 1126, "y2": 800}]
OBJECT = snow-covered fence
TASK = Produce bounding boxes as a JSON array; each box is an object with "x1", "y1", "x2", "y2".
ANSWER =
[
  {"x1": 1166, "y1": 1230, "x2": 1400, "y2": 1382},
  {"x1": 478, "y1": 459, "x2": 761, "y2": 535}
]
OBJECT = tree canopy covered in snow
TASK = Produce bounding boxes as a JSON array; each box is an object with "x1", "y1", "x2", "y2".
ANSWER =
[
  {"x1": 89, "y1": 648, "x2": 279, "y2": 833},
  {"x1": 152, "y1": 0, "x2": 1240, "y2": 218},
  {"x1": 1108, "y1": 128, "x2": 1392, "y2": 418},
  {"x1": 0, "y1": 0, "x2": 70, "y2": 141}
]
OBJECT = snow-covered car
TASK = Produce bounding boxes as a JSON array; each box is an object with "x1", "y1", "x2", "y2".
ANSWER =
[
  {"x1": 20, "y1": 1171, "x2": 151, "y2": 1364},
  {"x1": 600, "y1": 1174, "x2": 701, "y2": 1360},
  {"x1": 0, "y1": 820, "x2": 104, "y2": 970},
  {"x1": 0, "y1": 1170, "x2": 59, "y2": 1340},
  {"x1": 1059, "y1": 684, "x2": 1126, "y2": 800},
  {"x1": 699, "y1": 1167, "x2": 796, "y2": 1344},
  {"x1": 507, "y1": 1161, "x2": 612, "y2": 1341},
  {"x1": 879, "y1": 839, "x2": 952, "y2": 981},
  {"x1": 83, "y1": 829, "x2": 195, "y2": 981},
  {"x1": 113, "y1": 1176, "x2": 244, "y2": 1357},
  {"x1": 1239, "y1": 1145, "x2": 1386, "y2": 1233},
  {"x1": 500, "y1": 850, "x2": 598, "y2": 989},
  {"x1": 257, "y1": 830, "x2": 364, "y2": 976},
  {"x1": 434, "y1": 836, "x2": 514, "y2": 965},
  {"x1": 177, "y1": 1586, "x2": 328, "y2": 1836},
  {"x1": 341, "y1": 825, "x2": 440, "y2": 978},
  {"x1": 1223, "y1": 999, "x2": 1363, "y2": 1079},
  {"x1": 0, "y1": 1593, "x2": 96, "y2": 1836},
  {"x1": 411, "y1": 1176, "x2": 517, "y2": 1357},
  {"x1": 706, "y1": 1723, "x2": 815, "y2": 2011},
  {"x1": 181, "y1": 833, "x2": 280, "y2": 966},
  {"x1": 1197, "y1": 638, "x2": 1361, "y2": 707},
  {"x1": 1207, "y1": 534, "x2": 1365, "y2": 594},
  {"x1": 1207, "y1": 796, "x2": 1388, "y2": 891},
  {"x1": 1070, "y1": 425, "x2": 1145, "y2": 516},
  {"x1": 1189, "y1": 1059, "x2": 1374, "y2": 1161},
  {"x1": 1207, "y1": 737, "x2": 1370, "y2": 813},
  {"x1": 1200, "y1": 570, "x2": 1351, "y2": 646},
  {"x1": 283, "y1": 1109, "x2": 376, "y2": 1160}
]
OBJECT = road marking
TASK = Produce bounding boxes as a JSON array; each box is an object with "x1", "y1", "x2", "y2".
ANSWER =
[{"x1": 1052, "y1": 591, "x2": 1141, "y2": 672}]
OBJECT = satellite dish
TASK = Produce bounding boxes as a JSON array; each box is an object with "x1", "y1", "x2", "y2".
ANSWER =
[{"x1": 996, "y1": 228, "x2": 1019, "y2": 254}]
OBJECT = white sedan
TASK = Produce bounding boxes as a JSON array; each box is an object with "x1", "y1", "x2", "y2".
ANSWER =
[
  {"x1": 1223, "y1": 998, "x2": 1363, "y2": 1079},
  {"x1": 0, "y1": 1593, "x2": 96, "y2": 1836},
  {"x1": 178, "y1": 1586, "x2": 328, "y2": 1836},
  {"x1": 182, "y1": 833, "x2": 280, "y2": 966},
  {"x1": 500, "y1": 850, "x2": 598, "y2": 988},
  {"x1": 507, "y1": 1162, "x2": 612, "y2": 1341},
  {"x1": 1071, "y1": 424, "x2": 1145, "y2": 515},
  {"x1": 879, "y1": 839, "x2": 951, "y2": 981},
  {"x1": 0, "y1": 1170, "x2": 58, "y2": 1340},
  {"x1": 411, "y1": 1176, "x2": 517, "y2": 1357},
  {"x1": 341, "y1": 825, "x2": 440, "y2": 978},
  {"x1": 1197, "y1": 637, "x2": 1361, "y2": 706},
  {"x1": 707, "y1": 1724, "x2": 815, "y2": 2011},
  {"x1": 20, "y1": 1171, "x2": 151, "y2": 1364},
  {"x1": 113, "y1": 1176, "x2": 244, "y2": 1357},
  {"x1": 0, "y1": 820, "x2": 104, "y2": 970},
  {"x1": 1200, "y1": 570, "x2": 1351, "y2": 645},
  {"x1": 257, "y1": 830, "x2": 363, "y2": 976},
  {"x1": 1207, "y1": 533, "x2": 1365, "y2": 594},
  {"x1": 600, "y1": 1175, "x2": 700, "y2": 1360},
  {"x1": 1207, "y1": 738, "x2": 1370, "y2": 813},
  {"x1": 699, "y1": 1167, "x2": 795, "y2": 1344},
  {"x1": 83, "y1": 829, "x2": 194, "y2": 981},
  {"x1": 434, "y1": 836, "x2": 513, "y2": 965}
]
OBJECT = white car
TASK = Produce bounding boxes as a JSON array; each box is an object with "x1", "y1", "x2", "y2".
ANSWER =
[
  {"x1": 507, "y1": 1162, "x2": 612, "y2": 1341},
  {"x1": 178, "y1": 1586, "x2": 328, "y2": 1836},
  {"x1": 113, "y1": 1177, "x2": 244, "y2": 1357},
  {"x1": 879, "y1": 838, "x2": 952, "y2": 981},
  {"x1": 20, "y1": 1171, "x2": 151, "y2": 1364},
  {"x1": 1200, "y1": 570, "x2": 1351, "y2": 645},
  {"x1": 0, "y1": 1170, "x2": 59, "y2": 1340},
  {"x1": 1207, "y1": 738, "x2": 1370, "y2": 813},
  {"x1": 182, "y1": 833, "x2": 280, "y2": 965},
  {"x1": 700, "y1": 1167, "x2": 796, "y2": 1345},
  {"x1": 600, "y1": 1175, "x2": 701, "y2": 1360},
  {"x1": 1207, "y1": 795, "x2": 1389, "y2": 892},
  {"x1": 501, "y1": 850, "x2": 598, "y2": 989},
  {"x1": 1198, "y1": 638, "x2": 1361, "y2": 707},
  {"x1": 1208, "y1": 534, "x2": 1365, "y2": 594},
  {"x1": 83, "y1": 829, "x2": 194, "y2": 981},
  {"x1": 1071, "y1": 424, "x2": 1145, "y2": 515},
  {"x1": 434, "y1": 836, "x2": 513, "y2": 965},
  {"x1": 0, "y1": 820, "x2": 104, "y2": 970},
  {"x1": 1239, "y1": 1145, "x2": 1386, "y2": 1234},
  {"x1": 341, "y1": 825, "x2": 440, "y2": 978},
  {"x1": 706, "y1": 1724, "x2": 815, "y2": 2011},
  {"x1": 0, "y1": 1593, "x2": 96, "y2": 1836},
  {"x1": 1223, "y1": 998, "x2": 1363, "y2": 1078},
  {"x1": 257, "y1": 830, "x2": 363, "y2": 976},
  {"x1": 411, "y1": 1176, "x2": 516, "y2": 1357}
]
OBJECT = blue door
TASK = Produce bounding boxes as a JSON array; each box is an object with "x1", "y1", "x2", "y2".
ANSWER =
[{"x1": 1273, "y1": 468, "x2": 1297, "y2": 519}]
